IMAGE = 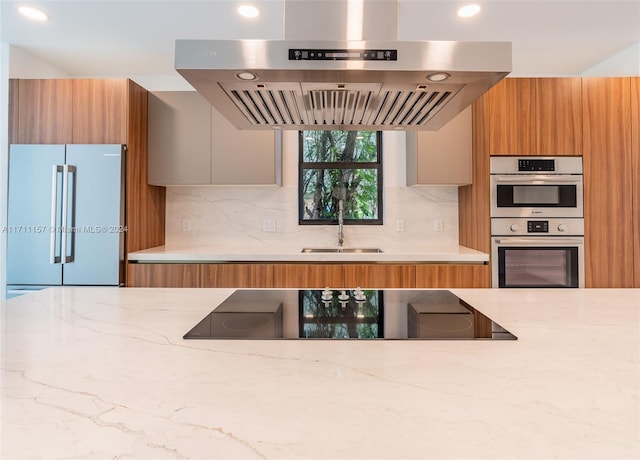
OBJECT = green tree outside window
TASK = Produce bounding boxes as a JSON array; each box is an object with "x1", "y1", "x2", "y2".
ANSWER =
[{"x1": 299, "y1": 130, "x2": 383, "y2": 225}]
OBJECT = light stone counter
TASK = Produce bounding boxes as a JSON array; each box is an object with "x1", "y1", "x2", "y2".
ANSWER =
[
  {"x1": 2, "y1": 287, "x2": 638, "y2": 459},
  {"x1": 128, "y1": 243, "x2": 489, "y2": 263}
]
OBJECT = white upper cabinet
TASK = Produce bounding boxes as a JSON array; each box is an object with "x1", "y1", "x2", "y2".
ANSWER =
[
  {"x1": 148, "y1": 91, "x2": 282, "y2": 186},
  {"x1": 406, "y1": 107, "x2": 472, "y2": 186}
]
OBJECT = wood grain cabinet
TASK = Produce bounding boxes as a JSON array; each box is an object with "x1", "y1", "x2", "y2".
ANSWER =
[
  {"x1": 344, "y1": 264, "x2": 416, "y2": 288},
  {"x1": 8, "y1": 78, "x2": 167, "y2": 283},
  {"x1": 11, "y1": 79, "x2": 73, "y2": 144},
  {"x1": 633, "y1": 77, "x2": 640, "y2": 288},
  {"x1": 406, "y1": 107, "x2": 472, "y2": 185},
  {"x1": 484, "y1": 77, "x2": 582, "y2": 155},
  {"x1": 272, "y1": 264, "x2": 345, "y2": 288},
  {"x1": 126, "y1": 263, "x2": 488, "y2": 288},
  {"x1": 463, "y1": 76, "x2": 638, "y2": 288},
  {"x1": 582, "y1": 77, "x2": 634, "y2": 288},
  {"x1": 127, "y1": 263, "x2": 200, "y2": 288},
  {"x1": 127, "y1": 263, "x2": 274, "y2": 288},
  {"x1": 200, "y1": 264, "x2": 273, "y2": 288},
  {"x1": 72, "y1": 79, "x2": 128, "y2": 143},
  {"x1": 415, "y1": 264, "x2": 490, "y2": 288},
  {"x1": 147, "y1": 91, "x2": 282, "y2": 186}
]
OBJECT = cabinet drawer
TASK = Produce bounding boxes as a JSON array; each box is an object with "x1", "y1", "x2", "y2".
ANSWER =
[
  {"x1": 344, "y1": 264, "x2": 415, "y2": 288},
  {"x1": 415, "y1": 265, "x2": 489, "y2": 288}
]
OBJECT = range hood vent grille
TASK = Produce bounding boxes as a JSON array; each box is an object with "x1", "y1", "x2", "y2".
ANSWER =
[
  {"x1": 175, "y1": 39, "x2": 511, "y2": 130},
  {"x1": 220, "y1": 82, "x2": 461, "y2": 129}
]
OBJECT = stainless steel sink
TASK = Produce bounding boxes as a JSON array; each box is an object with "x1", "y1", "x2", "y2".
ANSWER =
[{"x1": 301, "y1": 248, "x2": 383, "y2": 253}]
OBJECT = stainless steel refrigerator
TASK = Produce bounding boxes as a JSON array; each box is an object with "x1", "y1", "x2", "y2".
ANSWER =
[{"x1": 7, "y1": 144, "x2": 126, "y2": 297}]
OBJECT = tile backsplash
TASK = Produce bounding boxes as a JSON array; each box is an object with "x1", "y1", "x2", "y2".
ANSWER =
[{"x1": 165, "y1": 131, "x2": 460, "y2": 248}]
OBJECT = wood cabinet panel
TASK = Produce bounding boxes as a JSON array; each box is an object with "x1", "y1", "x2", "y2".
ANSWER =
[
  {"x1": 583, "y1": 78, "x2": 633, "y2": 287},
  {"x1": 126, "y1": 263, "x2": 488, "y2": 288},
  {"x1": 124, "y1": 80, "x2": 166, "y2": 256},
  {"x1": 16, "y1": 79, "x2": 73, "y2": 143},
  {"x1": 484, "y1": 78, "x2": 582, "y2": 156},
  {"x1": 459, "y1": 97, "x2": 491, "y2": 254},
  {"x1": 273, "y1": 264, "x2": 345, "y2": 288},
  {"x1": 536, "y1": 78, "x2": 582, "y2": 154},
  {"x1": 415, "y1": 264, "x2": 490, "y2": 288},
  {"x1": 127, "y1": 264, "x2": 200, "y2": 287},
  {"x1": 72, "y1": 79, "x2": 127, "y2": 144},
  {"x1": 8, "y1": 79, "x2": 19, "y2": 144},
  {"x1": 200, "y1": 264, "x2": 273, "y2": 288},
  {"x1": 632, "y1": 77, "x2": 640, "y2": 288},
  {"x1": 486, "y1": 78, "x2": 536, "y2": 154},
  {"x1": 343, "y1": 264, "x2": 415, "y2": 288}
]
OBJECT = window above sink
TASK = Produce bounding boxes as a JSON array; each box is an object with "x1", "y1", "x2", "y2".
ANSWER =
[{"x1": 298, "y1": 130, "x2": 383, "y2": 226}]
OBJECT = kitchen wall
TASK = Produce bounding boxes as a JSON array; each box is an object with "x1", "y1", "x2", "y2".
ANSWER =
[
  {"x1": 165, "y1": 131, "x2": 460, "y2": 249},
  {"x1": 0, "y1": 43, "x2": 9, "y2": 299}
]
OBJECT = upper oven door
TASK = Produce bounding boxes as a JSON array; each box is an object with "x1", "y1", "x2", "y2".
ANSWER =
[{"x1": 490, "y1": 174, "x2": 583, "y2": 218}]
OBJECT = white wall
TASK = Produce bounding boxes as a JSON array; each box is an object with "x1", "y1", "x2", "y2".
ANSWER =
[
  {"x1": 0, "y1": 42, "x2": 9, "y2": 299},
  {"x1": 165, "y1": 131, "x2": 460, "y2": 250},
  {"x1": 582, "y1": 43, "x2": 640, "y2": 77},
  {"x1": 9, "y1": 46, "x2": 70, "y2": 78}
]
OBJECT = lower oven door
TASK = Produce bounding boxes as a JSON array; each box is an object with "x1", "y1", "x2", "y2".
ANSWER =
[{"x1": 491, "y1": 237, "x2": 585, "y2": 288}]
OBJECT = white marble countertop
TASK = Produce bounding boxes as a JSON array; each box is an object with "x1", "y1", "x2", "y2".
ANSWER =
[
  {"x1": 1, "y1": 287, "x2": 638, "y2": 459},
  {"x1": 128, "y1": 243, "x2": 489, "y2": 263}
]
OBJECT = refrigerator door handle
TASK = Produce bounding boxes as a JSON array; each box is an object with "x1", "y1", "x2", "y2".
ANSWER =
[
  {"x1": 61, "y1": 164, "x2": 77, "y2": 264},
  {"x1": 50, "y1": 165, "x2": 63, "y2": 264}
]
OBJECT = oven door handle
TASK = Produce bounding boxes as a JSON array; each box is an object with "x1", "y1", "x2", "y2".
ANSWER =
[
  {"x1": 493, "y1": 175, "x2": 582, "y2": 184},
  {"x1": 494, "y1": 238, "x2": 584, "y2": 245}
]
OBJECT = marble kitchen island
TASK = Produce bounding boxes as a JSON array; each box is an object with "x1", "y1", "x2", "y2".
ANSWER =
[{"x1": 1, "y1": 287, "x2": 638, "y2": 459}]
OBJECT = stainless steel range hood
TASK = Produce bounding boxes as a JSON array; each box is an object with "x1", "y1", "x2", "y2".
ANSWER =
[{"x1": 175, "y1": 39, "x2": 511, "y2": 131}]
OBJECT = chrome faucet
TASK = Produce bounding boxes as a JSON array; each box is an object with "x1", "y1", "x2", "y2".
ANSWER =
[{"x1": 337, "y1": 199, "x2": 344, "y2": 247}]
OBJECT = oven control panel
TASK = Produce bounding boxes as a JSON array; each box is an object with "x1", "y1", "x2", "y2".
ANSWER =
[
  {"x1": 527, "y1": 220, "x2": 549, "y2": 232},
  {"x1": 491, "y1": 218, "x2": 584, "y2": 236},
  {"x1": 518, "y1": 159, "x2": 555, "y2": 172}
]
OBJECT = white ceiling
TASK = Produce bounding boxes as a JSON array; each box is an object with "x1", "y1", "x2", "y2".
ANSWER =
[{"x1": 1, "y1": 0, "x2": 639, "y2": 88}]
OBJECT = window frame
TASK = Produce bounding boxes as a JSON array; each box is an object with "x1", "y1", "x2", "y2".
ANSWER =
[{"x1": 298, "y1": 130, "x2": 384, "y2": 226}]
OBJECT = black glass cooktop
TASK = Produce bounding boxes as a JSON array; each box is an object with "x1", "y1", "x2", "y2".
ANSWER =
[{"x1": 183, "y1": 289, "x2": 517, "y2": 340}]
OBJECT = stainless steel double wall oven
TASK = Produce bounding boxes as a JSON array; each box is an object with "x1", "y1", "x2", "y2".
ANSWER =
[{"x1": 490, "y1": 156, "x2": 585, "y2": 288}]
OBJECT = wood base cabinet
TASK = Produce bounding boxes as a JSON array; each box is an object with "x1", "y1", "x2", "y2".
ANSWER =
[
  {"x1": 272, "y1": 264, "x2": 345, "y2": 288},
  {"x1": 127, "y1": 263, "x2": 273, "y2": 288},
  {"x1": 344, "y1": 264, "x2": 416, "y2": 288},
  {"x1": 415, "y1": 265, "x2": 490, "y2": 288},
  {"x1": 201, "y1": 264, "x2": 273, "y2": 288},
  {"x1": 127, "y1": 264, "x2": 200, "y2": 288},
  {"x1": 128, "y1": 263, "x2": 488, "y2": 289}
]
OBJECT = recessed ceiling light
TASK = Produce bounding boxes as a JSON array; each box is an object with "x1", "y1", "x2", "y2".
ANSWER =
[
  {"x1": 238, "y1": 4, "x2": 260, "y2": 18},
  {"x1": 457, "y1": 4, "x2": 481, "y2": 18},
  {"x1": 18, "y1": 5, "x2": 49, "y2": 21}
]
